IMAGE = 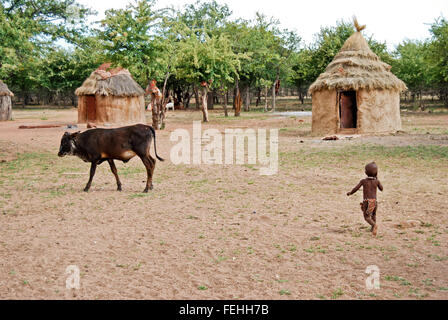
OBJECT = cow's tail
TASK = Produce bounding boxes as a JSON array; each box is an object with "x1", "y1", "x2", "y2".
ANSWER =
[{"x1": 149, "y1": 126, "x2": 164, "y2": 162}]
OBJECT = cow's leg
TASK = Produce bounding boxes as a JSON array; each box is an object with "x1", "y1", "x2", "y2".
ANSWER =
[
  {"x1": 84, "y1": 162, "x2": 97, "y2": 192},
  {"x1": 139, "y1": 155, "x2": 156, "y2": 193},
  {"x1": 108, "y1": 159, "x2": 122, "y2": 191}
]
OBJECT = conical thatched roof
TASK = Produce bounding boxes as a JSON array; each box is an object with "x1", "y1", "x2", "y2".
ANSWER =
[
  {"x1": 309, "y1": 22, "x2": 407, "y2": 94},
  {"x1": 75, "y1": 65, "x2": 145, "y2": 97},
  {"x1": 0, "y1": 80, "x2": 14, "y2": 97}
]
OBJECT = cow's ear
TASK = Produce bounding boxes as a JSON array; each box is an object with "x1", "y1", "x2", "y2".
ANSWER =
[
  {"x1": 71, "y1": 131, "x2": 80, "y2": 138},
  {"x1": 63, "y1": 132, "x2": 70, "y2": 137}
]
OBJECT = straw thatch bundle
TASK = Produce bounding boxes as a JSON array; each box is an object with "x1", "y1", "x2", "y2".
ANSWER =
[
  {"x1": 76, "y1": 65, "x2": 146, "y2": 124},
  {"x1": 309, "y1": 28, "x2": 406, "y2": 94},
  {"x1": 310, "y1": 19, "x2": 406, "y2": 135},
  {"x1": 0, "y1": 80, "x2": 13, "y2": 121},
  {"x1": 0, "y1": 80, "x2": 14, "y2": 97},
  {"x1": 75, "y1": 68, "x2": 144, "y2": 97}
]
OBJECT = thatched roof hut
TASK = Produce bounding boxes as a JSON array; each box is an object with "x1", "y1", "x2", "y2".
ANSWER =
[
  {"x1": 309, "y1": 19, "x2": 407, "y2": 135},
  {"x1": 0, "y1": 80, "x2": 14, "y2": 121},
  {"x1": 0, "y1": 80, "x2": 14, "y2": 97},
  {"x1": 76, "y1": 64, "x2": 146, "y2": 125}
]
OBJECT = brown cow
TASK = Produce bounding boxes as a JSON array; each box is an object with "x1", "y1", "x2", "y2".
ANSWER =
[{"x1": 58, "y1": 124, "x2": 164, "y2": 193}]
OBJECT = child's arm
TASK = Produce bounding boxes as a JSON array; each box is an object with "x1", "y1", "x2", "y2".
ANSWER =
[
  {"x1": 347, "y1": 180, "x2": 363, "y2": 196},
  {"x1": 377, "y1": 180, "x2": 383, "y2": 192}
]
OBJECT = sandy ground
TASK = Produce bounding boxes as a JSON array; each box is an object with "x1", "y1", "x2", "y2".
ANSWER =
[{"x1": 0, "y1": 108, "x2": 447, "y2": 300}]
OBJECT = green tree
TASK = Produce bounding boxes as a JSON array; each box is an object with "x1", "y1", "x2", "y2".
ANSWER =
[
  {"x1": 36, "y1": 38, "x2": 104, "y2": 104},
  {"x1": 224, "y1": 14, "x2": 300, "y2": 112},
  {"x1": 290, "y1": 19, "x2": 392, "y2": 102},
  {"x1": 179, "y1": 0, "x2": 231, "y2": 37},
  {"x1": 288, "y1": 48, "x2": 313, "y2": 104},
  {"x1": 307, "y1": 20, "x2": 354, "y2": 83},
  {"x1": 98, "y1": 0, "x2": 171, "y2": 85},
  {"x1": 392, "y1": 40, "x2": 429, "y2": 102},
  {"x1": 98, "y1": 0, "x2": 180, "y2": 129},
  {"x1": 426, "y1": 17, "x2": 448, "y2": 104},
  {"x1": 0, "y1": 0, "x2": 92, "y2": 90},
  {"x1": 175, "y1": 32, "x2": 241, "y2": 122}
]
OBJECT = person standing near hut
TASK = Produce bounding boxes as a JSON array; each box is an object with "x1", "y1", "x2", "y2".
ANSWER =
[
  {"x1": 145, "y1": 80, "x2": 162, "y2": 111},
  {"x1": 0, "y1": 80, "x2": 14, "y2": 121}
]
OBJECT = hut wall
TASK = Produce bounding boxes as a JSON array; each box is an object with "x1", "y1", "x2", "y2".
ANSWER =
[
  {"x1": 94, "y1": 95, "x2": 145, "y2": 124},
  {"x1": 357, "y1": 89, "x2": 401, "y2": 133},
  {"x1": 0, "y1": 96, "x2": 12, "y2": 121},
  {"x1": 77, "y1": 96, "x2": 87, "y2": 123},
  {"x1": 78, "y1": 95, "x2": 146, "y2": 125},
  {"x1": 311, "y1": 90, "x2": 338, "y2": 135}
]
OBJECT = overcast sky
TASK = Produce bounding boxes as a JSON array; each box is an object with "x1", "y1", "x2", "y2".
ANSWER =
[{"x1": 77, "y1": 0, "x2": 447, "y2": 49}]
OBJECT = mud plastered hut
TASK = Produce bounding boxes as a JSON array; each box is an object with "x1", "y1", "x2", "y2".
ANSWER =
[
  {"x1": 0, "y1": 80, "x2": 14, "y2": 121},
  {"x1": 309, "y1": 21, "x2": 407, "y2": 135},
  {"x1": 75, "y1": 64, "x2": 146, "y2": 125}
]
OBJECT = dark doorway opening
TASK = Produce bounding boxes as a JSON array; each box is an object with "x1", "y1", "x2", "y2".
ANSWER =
[
  {"x1": 85, "y1": 95, "x2": 96, "y2": 122},
  {"x1": 339, "y1": 91, "x2": 357, "y2": 129}
]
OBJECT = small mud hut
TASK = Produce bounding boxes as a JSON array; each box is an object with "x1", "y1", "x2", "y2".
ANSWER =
[
  {"x1": 0, "y1": 80, "x2": 14, "y2": 121},
  {"x1": 309, "y1": 19, "x2": 407, "y2": 135},
  {"x1": 75, "y1": 64, "x2": 146, "y2": 125}
]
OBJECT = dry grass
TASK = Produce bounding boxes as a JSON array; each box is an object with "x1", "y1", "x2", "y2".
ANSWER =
[{"x1": 0, "y1": 108, "x2": 447, "y2": 299}]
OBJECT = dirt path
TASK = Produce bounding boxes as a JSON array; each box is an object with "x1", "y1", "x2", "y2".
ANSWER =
[{"x1": 0, "y1": 109, "x2": 447, "y2": 299}]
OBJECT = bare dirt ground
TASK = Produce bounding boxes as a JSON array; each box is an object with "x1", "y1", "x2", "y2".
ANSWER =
[{"x1": 0, "y1": 107, "x2": 447, "y2": 300}]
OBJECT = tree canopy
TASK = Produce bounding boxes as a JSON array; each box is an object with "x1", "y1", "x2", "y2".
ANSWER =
[{"x1": 0, "y1": 0, "x2": 447, "y2": 107}]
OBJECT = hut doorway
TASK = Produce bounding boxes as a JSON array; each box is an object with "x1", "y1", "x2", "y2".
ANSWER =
[
  {"x1": 339, "y1": 91, "x2": 357, "y2": 129},
  {"x1": 85, "y1": 95, "x2": 96, "y2": 122}
]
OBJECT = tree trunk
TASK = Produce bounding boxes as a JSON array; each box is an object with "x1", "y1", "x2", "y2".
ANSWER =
[
  {"x1": 222, "y1": 86, "x2": 228, "y2": 117},
  {"x1": 194, "y1": 86, "x2": 200, "y2": 110},
  {"x1": 23, "y1": 91, "x2": 29, "y2": 108},
  {"x1": 183, "y1": 90, "x2": 191, "y2": 109},
  {"x1": 234, "y1": 78, "x2": 242, "y2": 117},
  {"x1": 200, "y1": 85, "x2": 209, "y2": 122},
  {"x1": 243, "y1": 85, "x2": 250, "y2": 111},
  {"x1": 272, "y1": 72, "x2": 279, "y2": 112},
  {"x1": 0, "y1": 96, "x2": 12, "y2": 121},
  {"x1": 255, "y1": 87, "x2": 261, "y2": 106},
  {"x1": 157, "y1": 73, "x2": 170, "y2": 130},
  {"x1": 207, "y1": 90, "x2": 214, "y2": 110},
  {"x1": 232, "y1": 86, "x2": 236, "y2": 110},
  {"x1": 42, "y1": 90, "x2": 51, "y2": 106},
  {"x1": 175, "y1": 86, "x2": 183, "y2": 107},
  {"x1": 264, "y1": 86, "x2": 269, "y2": 112}
]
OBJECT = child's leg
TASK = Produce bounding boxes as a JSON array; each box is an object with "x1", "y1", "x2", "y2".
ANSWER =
[
  {"x1": 372, "y1": 203, "x2": 378, "y2": 236},
  {"x1": 363, "y1": 212, "x2": 376, "y2": 228},
  {"x1": 372, "y1": 208, "x2": 377, "y2": 223},
  {"x1": 361, "y1": 201, "x2": 375, "y2": 228}
]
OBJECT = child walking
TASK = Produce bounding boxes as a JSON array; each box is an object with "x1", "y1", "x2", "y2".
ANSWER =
[{"x1": 347, "y1": 162, "x2": 383, "y2": 236}]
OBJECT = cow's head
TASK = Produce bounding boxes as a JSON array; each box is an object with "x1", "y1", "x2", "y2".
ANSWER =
[{"x1": 58, "y1": 132, "x2": 79, "y2": 157}]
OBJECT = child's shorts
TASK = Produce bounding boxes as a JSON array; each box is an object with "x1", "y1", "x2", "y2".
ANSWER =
[{"x1": 360, "y1": 199, "x2": 377, "y2": 215}]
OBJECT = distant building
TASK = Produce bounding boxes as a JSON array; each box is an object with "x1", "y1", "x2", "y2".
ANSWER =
[
  {"x1": 309, "y1": 22, "x2": 407, "y2": 135},
  {"x1": 75, "y1": 63, "x2": 146, "y2": 125}
]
